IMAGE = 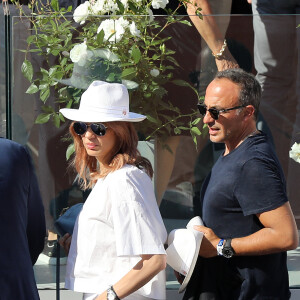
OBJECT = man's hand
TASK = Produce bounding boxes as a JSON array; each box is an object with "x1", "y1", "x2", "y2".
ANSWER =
[
  {"x1": 193, "y1": 225, "x2": 220, "y2": 258},
  {"x1": 174, "y1": 270, "x2": 185, "y2": 284},
  {"x1": 58, "y1": 233, "x2": 72, "y2": 255}
]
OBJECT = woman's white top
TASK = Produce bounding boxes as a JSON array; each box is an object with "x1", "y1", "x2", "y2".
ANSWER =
[{"x1": 65, "y1": 165, "x2": 167, "y2": 299}]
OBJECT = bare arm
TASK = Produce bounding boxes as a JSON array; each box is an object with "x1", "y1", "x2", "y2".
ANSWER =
[
  {"x1": 196, "y1": 202, "x2": 299, "y2": 258},
  {"x1": 186, "y1": 0, "x2": 239, "y2": 71},
  {"x1": 95, "y1": 254, "x2": 166, "y2": 300}
]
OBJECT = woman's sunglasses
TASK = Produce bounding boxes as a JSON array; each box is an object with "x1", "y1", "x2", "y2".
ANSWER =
[
  {"x1": 73, "y1": 122, "x2": 107, "y2": 136},
  {"x1": 197, "y1": 104, "x2": 245, "y2": 120}
]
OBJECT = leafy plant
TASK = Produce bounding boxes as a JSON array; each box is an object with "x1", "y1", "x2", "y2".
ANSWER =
[{"x1": 13, "y1": 0, "x2": 204, "y2": 148}]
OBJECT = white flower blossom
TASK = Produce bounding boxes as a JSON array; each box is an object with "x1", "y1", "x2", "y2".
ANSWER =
[
  {"x1": 289, "y1": 142, "x2": 300, "y2": 163},
  {"x1": 97, "y1": 19, "x2": 125, "y2": 43},
  {"x1": 90, "y1": 0, "x2": 106, "y2": 14},
  {"x1": 104, "y1": 0, "x2": 119, "y2": 13},
  {"x1": 147, "y1": 8, "x2": 154, "y2": 22},
  {"x1": 73, "y1": 1, "x2": 91, "y2": 24},
  {"x1": 117, "y1": 17, "x2": 130, "y2": 29},
  {"x1": 70, "y1": 42, "x2": 91, "y2": 66},
  {"x1": 150, "y1": 68, "x2": 160, "y2": 77},
  {"x1": 151, "y1": 0, "x2": 168, "y2": 10},
  {"x1": 129, "y1": 21, "x2": 141, "y2": 37}
]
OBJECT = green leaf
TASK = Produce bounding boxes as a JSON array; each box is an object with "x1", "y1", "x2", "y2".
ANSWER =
[
  {"x1": 177, "y1": 126, "x2": 189, "y2": 130},
  {"x1": 26, "y1": 83, "x2": 39, "y2": 94},
  {"x1": 122, "y1": 68, "x2": 136, "y2": 78},
  {"x1": 53, "y1": 113, "x2": 60, "y2": 128},
  {"x1": 128, "y1": 2, "x2": 138, "y2": 13},
  {"x1": 131, "y1": 46, "x2": 141, "y2": 64},
  {"x1": 172, "y1": 79, "x2": 192, "y2": 87},
  {"x1": 35, "y1": 113, "x2": 51, "y2": 124},
  {"x1": 174, "y1": 127, "x2": 181, "y2": 134},
  {"x1": 66, "y1": 143, "x2": 75, "y2": 160},
  {"x1": 21, "y1": 60, "x2": 33, "y2": 82},
  {"x1": 152, "y1": 54, "x2": 160, "y2": 60},
  {"x1": 116, "y1": 0, "x2": 125, "y2": 14},
  {"x1": 96, "y1": 30, "x2": 105, "y2": 44},
  {"x1": 59, "y1": 112, "x2": 65, "y2": 122},
  {"x1": 179, "y1": 20, "x2": 192, "y2": 26},
  {"x1": 192, "y1": 134, "x2": 198, "y2": 148},
  {"x1": 146, "y1": 115, "x2": 159, "y2": 124},
  {"x1": 40, "y1": 87, "x2": 50, "y2": 102},
  {"x1": 191, "y1": 126, "x2": 201, "y2": 135},
  {"x1": 191, "y1": 118, "x2": 201, "y2": 125},
  {"x1": 50, "y1": 0, "x2": 59, "y2": 11},
  {"x1": 42, "y1": 105, "x2": 54, "y2": 113}
]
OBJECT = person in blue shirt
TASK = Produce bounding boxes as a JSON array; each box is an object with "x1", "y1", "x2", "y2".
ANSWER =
[{"x1": 183, "y1": 69, "x2": 299, "y2": 300}]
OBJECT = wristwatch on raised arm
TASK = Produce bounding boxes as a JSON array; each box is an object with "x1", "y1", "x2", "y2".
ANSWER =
[{"x1": 107, "y1": 286, "x2": 120, "y2": 300}]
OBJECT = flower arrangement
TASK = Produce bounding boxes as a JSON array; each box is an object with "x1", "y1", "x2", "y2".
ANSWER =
[
  {"x1": 289, "y1": 142, "x2": 300, "y2": 163},
  {"x1": 13, "y1": 0, "x2": 204, "y2": 155}
]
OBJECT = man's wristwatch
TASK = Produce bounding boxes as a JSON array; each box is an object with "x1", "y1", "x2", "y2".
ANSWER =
[
  {"x1": 222, "y1": 238, "x2": 235, "y2": 258},
  {"x1": 107, "y1": 286, "x2": 120, "y2": 300}
]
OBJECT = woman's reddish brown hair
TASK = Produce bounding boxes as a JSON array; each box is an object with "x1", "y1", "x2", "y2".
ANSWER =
[{"x1": 70, "y1": 121, "x2": 153, "y2": 190}]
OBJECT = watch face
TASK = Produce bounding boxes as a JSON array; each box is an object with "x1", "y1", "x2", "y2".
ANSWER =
[
  {"x1": 222, "y1": 247, "x2": 234, "y2": 258},
  {"x1": 107, "y1": 289, "x2": 117, "y2": 300}
]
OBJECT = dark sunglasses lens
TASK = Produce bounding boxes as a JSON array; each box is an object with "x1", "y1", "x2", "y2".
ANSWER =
[
  {"x1": 210, "y1": 109, "x2": 219, "y2": 120},
  {"x1": 198, "y1": 105, "x2": 207, "y2": 116},
  {"x1": 91, "y1": 123, "x2": 106, "y2": 136},
  {"x1": 73, "y1": 122, "x2": 87, "y2": 135}
]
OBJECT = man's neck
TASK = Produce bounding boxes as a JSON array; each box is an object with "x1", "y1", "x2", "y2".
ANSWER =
[{"x1": 224, "y1": 127, "x2": 258, "y2": 155}]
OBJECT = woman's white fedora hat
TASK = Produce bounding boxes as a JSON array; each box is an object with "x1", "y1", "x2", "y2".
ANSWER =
[
  {"x1": 166, "y1": 216, "x2": 204, "y2": 293},
  {"x1": 59, "y1": 80, "x2": 146, "y2": 122}
]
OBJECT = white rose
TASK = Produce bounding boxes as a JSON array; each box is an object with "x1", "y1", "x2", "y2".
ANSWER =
[
  {"x1": 150, "y1": 68, "x2": 160, "y2": 77},
  {"x1": 129, "y1": 21, "x2": 141, "y2": 37},
  {"x1": 90, "y1": 0, "x2": 106, "y2": 14},
  {"x1": 70, "y1": 42, "x2": 90, "y2": 66},
  {"x1": 151, "y1": 0, "x2": 168, "y2": 10},
  {"x1": 104, "y1": 0, "x2": 119, "y2": 13},
  {"x1": 73, "y1": 1, "x2": 91, "y2": 24},
  {"x1": 97, "y1": 19, "x2": 125, "y2": 43},
  {"x1": 289, "y1": 142, "x2": 300, "y2": 163},
  {"x1": 117, "y1": 17, "x2": 129, "y2": 29}
]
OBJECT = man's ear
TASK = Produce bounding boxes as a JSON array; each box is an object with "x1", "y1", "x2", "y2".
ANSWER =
[{"x1": 243, "y1": 105, "x2": 255, "y2": 120}]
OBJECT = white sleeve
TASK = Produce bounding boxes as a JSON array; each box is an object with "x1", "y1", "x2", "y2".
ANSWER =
[{"x1": 109, "y1": 168, "x2": 167, "y2": 257}]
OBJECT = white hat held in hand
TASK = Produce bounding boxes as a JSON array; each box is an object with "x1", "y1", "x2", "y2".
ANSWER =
[
  {"x1": 59, "y1": 80, "x2": 146, "y2": 123},
  {"x1": 166, "y1": 216, "x2": 204, "y2": 293}
]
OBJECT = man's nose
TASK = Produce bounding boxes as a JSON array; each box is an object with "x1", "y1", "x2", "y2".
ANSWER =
[{"x1": 203, "y1": 110, "x2": 214, "y2": 124}]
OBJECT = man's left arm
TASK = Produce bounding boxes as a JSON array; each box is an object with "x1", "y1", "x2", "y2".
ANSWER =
[{"x1": 196, "y1": 202, "x2": 299, "y2": 258}]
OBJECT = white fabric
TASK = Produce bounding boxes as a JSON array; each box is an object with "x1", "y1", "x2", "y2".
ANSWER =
[
  {"x1": 83, "y1": 292, "x2": 156, "y2": 300},
  {"x1": 65, "y1": 165, "x2": 167, "y2": 299}
]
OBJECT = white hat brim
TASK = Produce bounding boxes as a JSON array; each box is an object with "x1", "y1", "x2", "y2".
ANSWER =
[
  {"x1": 179, "y1": 230, "x2": 203, "y2": 293},
  {"x1": 60, "y1": 108, "x2": 146, "y2": 123}
]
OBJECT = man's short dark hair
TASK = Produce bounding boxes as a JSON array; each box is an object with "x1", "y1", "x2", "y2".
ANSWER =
[{"x1": 215, "y1": 68, "x2": 261, "y2": 119}]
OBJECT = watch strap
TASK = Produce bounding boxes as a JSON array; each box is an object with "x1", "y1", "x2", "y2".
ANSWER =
[{"x1": 217, "y1": 239, "x2": 224, "y2": 256}]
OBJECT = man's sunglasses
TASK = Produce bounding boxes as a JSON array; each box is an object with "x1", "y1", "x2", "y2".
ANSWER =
[
  {"x1": 73, "y1": 122, "x2": 107, "y2": 136},
  {"x1": 197, "y1": 104, "x2": 245, "y2": 120}
]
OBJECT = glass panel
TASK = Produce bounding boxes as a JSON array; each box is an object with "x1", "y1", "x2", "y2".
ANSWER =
[
  {"x1": 0, "y1": 5, "x2": 7, "y2": 137},
  {"x1": 6, "y1": 11, "x2": 300, "y2": 297}
]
